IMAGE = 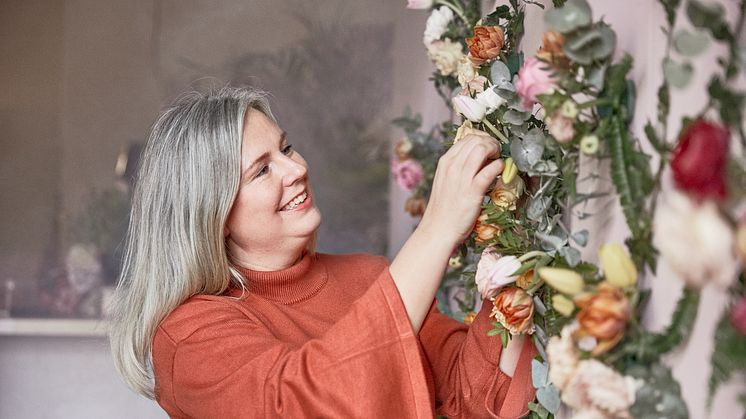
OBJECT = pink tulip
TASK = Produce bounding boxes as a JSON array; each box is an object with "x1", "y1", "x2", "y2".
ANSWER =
[{"x1": 475, "y1": 246, "x2": 522, "y2": 299}]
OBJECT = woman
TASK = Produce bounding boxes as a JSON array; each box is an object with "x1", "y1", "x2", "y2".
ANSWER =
[{"x1": 110, "y1": 86, "x2": 536, "y2": 418}]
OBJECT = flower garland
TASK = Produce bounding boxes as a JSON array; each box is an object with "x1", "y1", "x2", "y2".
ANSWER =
[{"x1": 397, "y1": 0, "x2": 746, "y2": 417}]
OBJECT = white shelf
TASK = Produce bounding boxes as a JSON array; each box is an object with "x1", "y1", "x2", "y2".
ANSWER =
[{"x1": 0, "y1": 318, "x2": 108, "y2": 337}]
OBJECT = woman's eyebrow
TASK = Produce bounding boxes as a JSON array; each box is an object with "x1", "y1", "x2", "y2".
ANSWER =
[{"x1": 242, "y1": 131, "x2": 288, "y2": 179}]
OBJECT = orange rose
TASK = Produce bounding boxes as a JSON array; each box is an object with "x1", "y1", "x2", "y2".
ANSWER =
[
  {"x1": 473, "y1": 212, "x2": 501, "y2": 243},
  {"x1": 404, "y1": 196, "x2": 427, "y2": 217},
  {"x1": 574, "y1": 283, "x2": 631, "y2": 355},
  {"x1": 490, "y1": 287, "x2": 535, "y2": 334},
  {"x1": 466, "y1": 26, "x2": 505, "y2": 65},
  {"x1": 536, "y1": 31, "x2": 567, "y2": 66}
]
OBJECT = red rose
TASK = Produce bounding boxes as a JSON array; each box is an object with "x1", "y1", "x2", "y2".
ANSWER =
[{"x1": 670, "y1": 120, "x2": 730, "y2": 200}]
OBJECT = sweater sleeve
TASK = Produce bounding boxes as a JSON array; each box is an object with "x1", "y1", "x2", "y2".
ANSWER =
[
  {"x1": 152, "y1": 268, "x2": 434, "y2": 419},
  {"x1": 418, "y1": 298, "x2": 537, "y2": 419}
]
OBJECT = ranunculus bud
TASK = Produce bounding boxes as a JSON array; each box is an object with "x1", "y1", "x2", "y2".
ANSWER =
[
  {"x1": 670, "y1": 120, "x2": 730, "y2": 201},
  {"x1": 538, "y1": 267, "x2": 585, "y2": 296},
  {"x1": 404, "y1": 196, "x2": 427, "y2": 217},
  {"x1": 536, "y1": 31, "x2": 567, "y2": 65},
  {"x1": 515, "y1": 56, "x2": 558, "y2": 109},
  {"x1": 598, "y1": 243, "x2": 637, "y2": 288},
  {"x1": 394, "y1": 137, "x2": 413, "y2": 161},
  {"x1": 466, "y1": 26, "x2": 505, "y2": 65},
  {"x1": 574, "y1": 283, "x2": 631, "y2": 355},
  {"x1": 491, "y1": 287, "x2": 536, "y2": 334},
  {"x1": 730, "y1": 296, "x2": 746, "y2": 336}
]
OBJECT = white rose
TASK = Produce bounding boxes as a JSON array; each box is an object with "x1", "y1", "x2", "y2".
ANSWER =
[
  {"x1": 476, "y1": 87, "x2": 506, "y2": 115},
  {"x1": 426, "y1": 38, "x2": 464, "y2": 76},
  {"x1": 653, "y1": 190, "x2": 739, "y2": 288},
  {"x1": 423, "y1": 6, "x2": 454, "y2": 44},
  {"x1": 452, "y1": 95, "x2": 487, "y2": 122}
]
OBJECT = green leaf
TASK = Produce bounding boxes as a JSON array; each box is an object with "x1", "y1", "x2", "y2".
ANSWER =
[
  {"x1": 673, "y1": 29, "x2": 709, "y2": 56},
  {"x1": 628, "y1": 363, "x2": 689, "y2": 419},
  {"x1": 707, "y1": 308, "x2": 746, "y2": 406},
  {"x1": 659, "y1": 0, "x2": 682, "y2": 26},
  {"x1": 663, "y1": 58, "x2": 694, "y2": 88},
  {"x1": 570, "y1": 230, "x2": 588, "y2": 247},
  {"x1": 643, "y1": 120, "x2": 668, "y2": 153},
  {"x1": 544, "y1": 0, "x2": 592, "y2": 33},
  {"x1": 708, "y1": 76, "x2": 746, "y2": 129},
  {"x1": 490, "y1": 60, "x2": 512, "y2": 87},
  {"x1": 510, "y1": 133, "x2": 545, "y2": 172},
  {"x1": 536, "y1": 383, "x2": 561, "y2": 414},
  {"x1": 531, "y1": 359, "x2": 549, "y2": 388},
  {"x1": 686, "y1": 0, "x2": 733, "y2": 42},
  {"x1": 527, "y1": 401, "x2": 550, "y2": 419},
  {"x1": 657, "y1": 83, "x2": 670, "y2": 126},
  {"x1": 483, "y1": 5, "x2": 511, "y2": 26}
]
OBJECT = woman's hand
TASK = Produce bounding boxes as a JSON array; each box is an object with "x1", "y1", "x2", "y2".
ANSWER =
[
  {"x1": 389, "y1": 131, "x2": 503, "y2": 333},
  {"x1": 418, "y1": 132, "x2": 504, "y2": 247}
]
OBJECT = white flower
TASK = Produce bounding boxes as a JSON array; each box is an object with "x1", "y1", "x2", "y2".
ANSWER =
[
  {"x1": 475, "y1": 246, "x2": 521, "y2": 299},
  {"x1": 457, "y1": 56, "x2": 478, "y2": 87},
  {"x1": 562, "y1": 359, "x2": 642, "y2": 419},
  {"x1": 66, "y1": 244, "x2": 102, "y2": 294},
  {"x1": 476, "y1": 87, "x2": 506, "y2": 115},
  {"x1": 426, "y1": 38, "x2": 464, "y2": 76},
  {"x1": 546, "y1": 323, "x2": 580, "y2": 390},
  {"x1": 406, "y1": 0, "x2": 433, "y2": 9},
  {"x1": 423, "y1": 6, "x2": 454, "y2": 44},
  {"x1": 653, "y1": 190, "x2": 739, "y2": 288},
  {"x1": 453, "y1": 95, "x2": 487, "y2": 122}
]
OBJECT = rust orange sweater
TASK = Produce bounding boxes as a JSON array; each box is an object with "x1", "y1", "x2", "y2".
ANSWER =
[{"x1": 152, "y1": 252, "x2": 536, "y2": 418}]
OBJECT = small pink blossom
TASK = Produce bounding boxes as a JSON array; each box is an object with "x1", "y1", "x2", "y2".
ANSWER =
[
  {"x1": 515, "y1": 56, "x2": 558, "y2": 109},
  {"x1": 730, "y1": 297, "x2": 746, "y2": 336},
  {"x1": 391, "y1": 158, "x2": 425, "y2": 192},
  {"x1": 475, "y1": 246, "x2": 522, "y2": 299},
  {"x1": 547, "y1": 112, "x2": 575, "y2": 144}
]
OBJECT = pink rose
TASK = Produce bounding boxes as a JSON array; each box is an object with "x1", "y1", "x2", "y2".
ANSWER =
[
  {"x1": 391, "y1": 158, "x2": 425, "y2": 192},
  {"x1": 515, "y1": 56, "x2": 558, "y2": 109},
  {"x1": 730, "y1": 296, "x2": 746, "y2": 336},
  {"x1": 547, "y1": 112, "x2": 575, "y2": 144},
  {"x1": 475, "y1": 246, "x2": 522, "y2": 299}
]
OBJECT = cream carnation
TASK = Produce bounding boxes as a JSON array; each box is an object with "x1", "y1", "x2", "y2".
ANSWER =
[
  {"x1": 426, "y1": 38, "x2": 464, "y2": 76},
  {"x1": 423, "y1": 6, "x2": 454, "y2": 44},
  {"x1": 546, "y1": 323, "x2": 580, "y2": 390},
  {"x1": 653, "y1": 190, "x2": 739, "y2": 288},
  {"x1": 562, "y1": 359, "x2": 642, "y2": 419}
]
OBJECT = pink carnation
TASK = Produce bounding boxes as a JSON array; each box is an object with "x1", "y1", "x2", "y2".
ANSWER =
[
  {"x1": 731, "y1": 296, "x2": 746, "y2": 336},
  {"x1": 392, "y1": 158, "x2": 425, "y2": 192},
  {"x1": 516, "y1": 57, "x2": 558, "y2": 109},
  {"x1": 475, "y1": 246, "x2": 522, "y2": 299}
]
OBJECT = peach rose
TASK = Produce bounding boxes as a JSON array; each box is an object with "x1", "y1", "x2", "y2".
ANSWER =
[
  {"x1": 466, "y1": 26, "x2": 505, "y2": 65},
  {"x1": 574, "y1": 283, "x2": 631, "y2": 355},
  {"x1": 490, "y1": 176, "x2": 525, "y2": 210},
  {"x1": 473, "y1": 212, "x2": 501, "y2": 243},
  {"x1": 536, "y1": 31, "x2": 567, "y2": 65},
  {"x1": 404, "y1": 196, "x2": 427, "y2": 217},
  {"x1": 490, "y1": 287, "x2": 535, "y2": 335}
]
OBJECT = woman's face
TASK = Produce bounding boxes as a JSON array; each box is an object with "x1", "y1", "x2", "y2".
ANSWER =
[{"x1": 225, "y1": 108, "x2": 322, "y2": 268}]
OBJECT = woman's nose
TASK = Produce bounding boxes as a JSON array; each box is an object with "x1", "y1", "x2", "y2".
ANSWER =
[{"x1": 281, "y1": 155, "x2": 307, "y2": 186}]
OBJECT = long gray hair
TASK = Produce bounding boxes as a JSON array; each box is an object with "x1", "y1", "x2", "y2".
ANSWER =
[{"x1": 109, "y1": 86, "x2": 276, "y2": 398}]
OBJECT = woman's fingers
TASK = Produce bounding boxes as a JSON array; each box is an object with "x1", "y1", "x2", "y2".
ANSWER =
[{"x1": 474, "y1": 158, "x2": 505, "y2": 190}]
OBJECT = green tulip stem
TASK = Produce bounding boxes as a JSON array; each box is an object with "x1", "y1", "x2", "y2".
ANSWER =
[
  {"x1": 577, "y1": 98, "x2": 612, "y2": 109},
  {"x1": 518, "y1": 250, "x2": 548, "y2": 263},
  {"x1": 482, "y1": 119, "x2": 509, "y2": 143}
]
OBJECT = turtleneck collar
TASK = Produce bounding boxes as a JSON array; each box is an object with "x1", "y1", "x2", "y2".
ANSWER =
[{"x1": 233, "y1": 252, "x2": 328, "y2": 305}]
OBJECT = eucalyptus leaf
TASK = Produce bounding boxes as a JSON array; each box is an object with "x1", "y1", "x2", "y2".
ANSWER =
[
  {"x1": 564, "y1": 24, "x2": 617, "y2": 65},
  {"x1": 491, "y1": 61, "x2": 512, "y2": 86},
  {"x1": 531, "y1": 359, "x2": 549, "y2": 388},
  {"x1": 527, "y1": 197, "x2": 552, "y2": 221},
  {"x1": 510, "y1": 135, "x2": 545, "y2": 172},
  {"x1": 544, "y1": 0, "x2": 592, "y2": 33},
  {"x1": 503, "y1": 109, "x2": 530, "y2": 125},
  {"x1": 663, "y1": 58, "x2": 693, "y2": 88},
  {"x1": 686, "y1": 0, "x2": 732, "y2": 42},
  {"x1": 558, "y1": 246, "x2": 581, "y2": 267},
  {"x1": 536, "y1": 231, "x2": 567, "y2": 251},
  {"x1": 571, "y1": 230, "x2": 589, "y2": 246},
  {"x1": 531, "y1": 160, "x2": 559, "y2": 176},
  {"x1": 587, "y1": 65, "x2": 607, "y2": 91},
  {"x1": 536, "y1": 384, "x2": 561, "y2": 414},
  {"x1": 673, "y1": 29, "x2": 709, "y2": 56}
]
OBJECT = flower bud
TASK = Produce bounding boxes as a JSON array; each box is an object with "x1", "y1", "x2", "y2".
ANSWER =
[
  {"x1": 598, "y1": 243, "x2": 637, "y2": 288},
  {"x1": 538, "y1": 267, "x2": 585, "y2": 296},
  {"x1": 580, "y1": 135, "x2": 599, "y2": 155},
  {"x1": 552, "y1": 294, "x2": 576, "y2": 316},
  {"x1": 502, "y1": 157, "x2": 518, "y2": 184}
]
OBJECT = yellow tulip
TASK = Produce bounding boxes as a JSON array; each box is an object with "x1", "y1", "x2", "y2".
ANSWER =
[
  {"x1": 538, "y1": 267, "x2": 585, "y2": 296},
  {"x1": 502, "y1": 157, "x2": 518, "y2": 185},
  {"x1": 552, "y1": 294, "x2": 576, "y2": 316},
  {"x1": 598, "y1": 243, "x2": 637, "y2": 288}
]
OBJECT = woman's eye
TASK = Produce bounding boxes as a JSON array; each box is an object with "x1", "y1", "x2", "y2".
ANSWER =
[{"x1": 282, "y1": 144, "x2": 293, "y2": 155}]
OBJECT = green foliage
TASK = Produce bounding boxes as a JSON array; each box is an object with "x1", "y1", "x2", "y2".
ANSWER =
[
  {"x1": 487, "y1": 321, "x2": 512, "y2": 347},
  {"x1": 686, "y1": 0, "x2": 733, "y2": 42},
  {"x1": 628, "y1": 362, "x2": 689, "y2": 419},
  {"x1": 708, "y1": 76, "x2": 746, "y2": 129},
  {"x1": 708, "y1": 308, "x2": 746, "y2": 407},
  {"x1": 659, "y1": 0, "x2": 681, "y2": 26}
]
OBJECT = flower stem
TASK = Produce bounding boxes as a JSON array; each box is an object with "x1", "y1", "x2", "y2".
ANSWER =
[
  {"x1": 482, "y1": 119, "x2": 509, "y2": 143},
  {"x1": 518, "y1": 250, "x2": 548, "y2": 262},
  {"x1": 577, "y1": 98, "x2": 612, "y2": 109}
]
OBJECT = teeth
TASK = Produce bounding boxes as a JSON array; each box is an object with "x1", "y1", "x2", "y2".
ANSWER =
[{"x1": 282, "y1": 191, "x2": 307, "y2": 211}]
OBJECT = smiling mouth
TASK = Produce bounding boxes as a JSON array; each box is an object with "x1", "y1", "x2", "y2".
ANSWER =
[{"x1": 280, "y1": 191, "x2": 308, "y2": 211}]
